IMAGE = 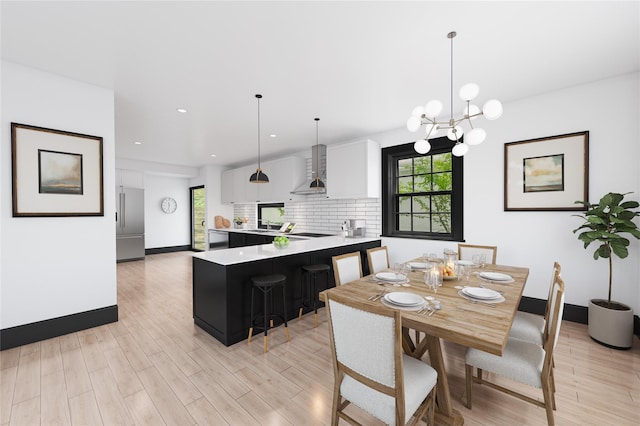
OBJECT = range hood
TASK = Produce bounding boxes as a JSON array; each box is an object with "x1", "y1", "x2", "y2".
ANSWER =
[{"x1": 291, "y1": 144, "x2": 327, "y2": 195}]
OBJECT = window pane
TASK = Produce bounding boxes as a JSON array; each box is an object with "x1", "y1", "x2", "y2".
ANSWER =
[
  {"x1": 398, "y1": 214, "x2": 412, "y2": 231},
  {"x1": 432, "y1": 194, "x2": 451, "y2": 213},
  {"x1": 432, "y1": 153, "x2": 452, "y2": 172},
  {"x1": 398, "y1": 196, "x2": 411, "y2": 213},
  {"x1": 412, "y1": 196, "x2": 430, "y2": 213},
  {"x1": 432, "y1": 171, "x2": 452, "y2": 191},
  {"x1": 414, "y1": 174, "x2": 432, "y2": 193},
  {"x1": 413, "y1": 214, "x2": 430, "y2": 232},
  {"x1": 398, "y1": 176, "x2": 413, "y2": 194},
  {"x1": 414, "y1": 156, "x2": 431, "y2": 174},
  {"x1": 398, "y1": 158, "x2": 412, "y2": 176},
  {"x1": 432, "y1": 213, "x2": 451, "y2": 233}
]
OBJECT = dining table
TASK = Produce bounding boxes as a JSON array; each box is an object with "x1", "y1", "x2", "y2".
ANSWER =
[{"x1": 319, "y1": 259, "x2": 529, "y2": 426}]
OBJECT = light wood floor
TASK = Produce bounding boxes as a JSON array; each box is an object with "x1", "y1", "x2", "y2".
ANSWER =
[{"x1": 2, "y1": 251, "x2": 639, "y2": 425}]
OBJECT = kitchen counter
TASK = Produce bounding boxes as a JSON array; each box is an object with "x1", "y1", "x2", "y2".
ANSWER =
[
  {"x1": 194, "y1": 235, "x2": 377, "y2": 265},
  {"x1": 192, "y1": 236, "x2": 381, "y2": 346}
]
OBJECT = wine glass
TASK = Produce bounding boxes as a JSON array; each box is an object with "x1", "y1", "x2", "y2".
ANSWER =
[
  {"x1": 425, "y1": 265, "x2": 443, "y2": 296},
  {"x1": 393, "y1": 262, "x2": 403, "y2": 286},
  {"x1": 401, "y1": 263, "x2": 411, "y2": 285},
  {"x1": 478, "y1": 254, "x2": 487, "y2": 269},
  {"x1": 459, "y1": 263, "x2": 470, "y2": 282}
]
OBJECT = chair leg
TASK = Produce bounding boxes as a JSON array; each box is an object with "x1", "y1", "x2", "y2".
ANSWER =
[
  {"x1": 542, "y1": 375, "x2": 555, "y2": 426},
  {"x1": 263, "y1": 286, "x2": 269, "y2": 353},
  {"x1": 282, "y1": 283, "x2": 290, "y2": 341},
  {"x1": 311, "y1": 273, "x2": 318, "y2": 328},
  {"x1": 465, "y1": 364, "x2": 473, "y2": 409},
  {"x1": 248, "y1": 287, "x2": 255, "y2": 343}
]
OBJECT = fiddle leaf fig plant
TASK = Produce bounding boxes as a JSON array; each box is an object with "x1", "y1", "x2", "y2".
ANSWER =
[{"x1": 573, "y1": 192, "x2": 640, "y2": 306}]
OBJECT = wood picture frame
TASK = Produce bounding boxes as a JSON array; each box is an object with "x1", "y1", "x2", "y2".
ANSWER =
[
  {"x1": 504, "y1": 131, "x2": 589, "y2": 211},
  {"x1": 11, "y1": 123, "x2": 104, "y2": 217}
]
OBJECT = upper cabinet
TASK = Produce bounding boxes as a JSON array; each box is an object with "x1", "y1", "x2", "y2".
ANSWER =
[
  {"x1": 327, "y1": 139, "x2": 381, "y2": 199},
  {"x1": 221, "y1": 156, "x2": 305, "y2": 204},
  {"x1": 116, "y1": 169, "x2": 144, "y2": 188}
]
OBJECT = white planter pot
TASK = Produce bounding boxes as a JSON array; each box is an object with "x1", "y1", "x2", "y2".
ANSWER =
[{"x1": 588, "y1": 299, "x2": 634, "y2": 349}]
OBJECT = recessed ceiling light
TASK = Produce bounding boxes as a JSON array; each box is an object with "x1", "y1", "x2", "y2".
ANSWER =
[
  {"x1": 210, "y1": 154, "x2": 217, "y2": 157},
  {"x1": 177, "y1": 108, "x2": 187, "y2": 113},
  {"x1": 270, "y1": 134, "x2": 277, "y2": 138},
  {"x1": 133, "y1": 141, "x2": 142, "y2": 145}
]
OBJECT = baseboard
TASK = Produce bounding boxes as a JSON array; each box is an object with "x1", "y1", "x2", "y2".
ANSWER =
[
  {"x1": 145, "y1": 245, "x2": 191, "y2": 255},
  {"x1": 519, "y1": 296, "x2": 640, "y2": 338},
  {"x1": 0, "y1": 305, "x2": 118, "y2": 351}
]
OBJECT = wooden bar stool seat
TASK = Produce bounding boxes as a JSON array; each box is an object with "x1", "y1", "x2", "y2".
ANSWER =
[{"x1": 248, "y1": 273, "x2": 289, "y2": 353}]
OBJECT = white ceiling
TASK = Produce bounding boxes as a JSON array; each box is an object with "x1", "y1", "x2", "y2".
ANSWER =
[{"x1": 2, "y1": 1, "x2": 639, "y2": 169}]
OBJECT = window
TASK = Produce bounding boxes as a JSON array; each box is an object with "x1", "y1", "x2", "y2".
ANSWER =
[
  {"x1": 257, "y1": 203, "x2": 285, "y2": 229},
  {"x1": 382, "y1": 137, "x2": 463, "y2": 241}
]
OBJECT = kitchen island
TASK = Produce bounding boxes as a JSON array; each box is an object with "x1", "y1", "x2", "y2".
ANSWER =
[{"x1": 192, "y1": 236, "x2": 381, "y2": 346}]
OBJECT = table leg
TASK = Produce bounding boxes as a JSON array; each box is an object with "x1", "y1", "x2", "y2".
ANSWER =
[{"x1": 426, "y1": 335, "x2": 464, "y2": 426}]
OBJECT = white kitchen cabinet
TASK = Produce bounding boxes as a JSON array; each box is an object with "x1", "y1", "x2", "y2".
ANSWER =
[
  {"x1": 327, "y1": 139, "x2": 380, "y2": 199},
  {"x1": 116, "y1": 169, "x2": 144, "y2": 188},
  {"x1": 220, "y1": 157, "x2": 305, "y2": 203}
]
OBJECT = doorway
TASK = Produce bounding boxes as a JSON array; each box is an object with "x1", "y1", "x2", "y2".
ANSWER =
[{"x1": 191, "y1": 185, "x2": 206, "y2": 251}]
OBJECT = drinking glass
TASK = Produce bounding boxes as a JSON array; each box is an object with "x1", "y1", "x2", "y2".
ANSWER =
[
  {"x1": 472, "y1": 254, "x2": 482, "y2": 268},
  {"x1": 425, "y1": 265, "x2": 443, "y2": 295},
  {"x1": 478, "y1": 254, "x2": 487, "y2": 268},
  {"x1": 459, "y1": 264, "x2": 470, "y2": 282},
  {"x1": 393, "y1": 262, "x2": 403, "y2": 285},
  {"x1": 401, "y1": 263, "x2": 411, "y2": 284}
]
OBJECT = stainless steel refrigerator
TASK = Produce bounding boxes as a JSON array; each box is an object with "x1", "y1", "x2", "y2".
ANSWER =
[{"x1": 116, "y1": 186, "x2": 145, "y2": 262}]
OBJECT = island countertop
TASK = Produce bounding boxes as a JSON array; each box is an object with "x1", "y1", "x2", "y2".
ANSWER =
[{"x1": 193, "y1": 235, "x2": 381, "y2": 266}]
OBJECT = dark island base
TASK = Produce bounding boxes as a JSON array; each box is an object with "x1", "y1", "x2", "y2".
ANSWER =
[{"x1": 193, "y1": 240, "x2": 380, "y2": 346}]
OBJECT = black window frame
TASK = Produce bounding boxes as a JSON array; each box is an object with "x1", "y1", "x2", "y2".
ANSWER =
[
  {"x1": 257, "y1": 202, "x2": 285, "y2": 230},
  {"x1": 381, "y1": 137, "x2": 464, "y2": 241}
]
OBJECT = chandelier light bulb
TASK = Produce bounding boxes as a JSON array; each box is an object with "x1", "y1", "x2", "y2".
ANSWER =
[
  {"x1": 459, "y1": 83, "x2": 479, "y2": 101},
  {"x1": 407, "y1": 116, "x2": 422, "y2": 132},
  {"x1": 483, "y1": 99, "x2": 503, "y2": 120},
  {"x1": 466, "y1": 128, "x2": 487, "y2": 146},
  {"x1": 452, "y1": 142, "x2": 469, "y2": 157},
  {"x1": 463, "y1": 104, "x2": 481, "y2": 119},
  {"x1": 411, "y1": 105, "x2": 425, "y2": 117},
  {"x1": 414, "y1": 139, "x2": 431, "y2": 154},
  {"x1": 447, "y1": 125, "x2": 464, "y2": 141},
  {"x1": 424, "y1": 100, "x2": 443, "y2": 119}
]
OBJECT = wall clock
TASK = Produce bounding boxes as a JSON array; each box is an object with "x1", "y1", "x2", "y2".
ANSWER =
[{"x1": 161, "y1": 197, "x2": 177, "y2": 214}]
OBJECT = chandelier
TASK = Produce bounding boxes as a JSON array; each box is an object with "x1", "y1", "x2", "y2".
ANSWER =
[{"x1": 406, "y1": 31, "x2": 503, "y2": 157}]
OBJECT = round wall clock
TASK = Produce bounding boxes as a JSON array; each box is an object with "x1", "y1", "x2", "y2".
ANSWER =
[{"x1": 161, "y1": 197, "x2": 177, "y2": 214}]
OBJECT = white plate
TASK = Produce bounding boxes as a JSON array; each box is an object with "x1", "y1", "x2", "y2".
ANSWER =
[
  {"x1": 384, "y1": 292, "x2": 423, "y2": 306},
  {"x1": 376, "y1": 272, "x2": 406, "y2": 282},
  {"x1": 409, "y1": 262, "x2": 427, "y2": 269},
  {"x1": 462, "y1": 287, "x2": 502, "y2": 300},
  {"x1": 458, "y1": 260, "x2": 474, "y2": 266},
  {"x1": 479, "y1": 272, "x2": 512, "y2": 281}
]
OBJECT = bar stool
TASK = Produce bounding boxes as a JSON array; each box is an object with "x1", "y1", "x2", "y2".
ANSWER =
[
  {"x1": 248, "y1": 274, "x2": 289, "y2": 353},
  {"x1": 298, "y1": 264, "x2": 330, "y2": 328}
]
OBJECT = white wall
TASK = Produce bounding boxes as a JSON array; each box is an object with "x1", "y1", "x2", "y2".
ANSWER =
[
  {"x1": 1, "y1": 62, "x2": 117, "y2": 329},
  {"x1": 144, "y1": 174, "x2": 191, "y2": 249},
  {"x1": 374, "y1": 73, "x2": 640, "y2": 312}
]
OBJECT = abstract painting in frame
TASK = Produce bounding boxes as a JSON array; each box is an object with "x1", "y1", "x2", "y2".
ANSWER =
[
  {"x1": 11, "y1": 123, "x2": 104, "y2": 217},
  {"x1": 504, "y1": 131, "x2": 588, "y2": 211}
]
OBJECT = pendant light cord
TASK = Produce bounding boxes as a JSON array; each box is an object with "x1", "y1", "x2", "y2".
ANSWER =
[
  {"x1": 315, "y1": 118, "x2": 319, "y2": 178},
  {"x1": 449, "y1": 32, "x2": 454, "y2": 122},
  {"x1": 256, "y1": 94, "x2": 261, "y2": 169}
]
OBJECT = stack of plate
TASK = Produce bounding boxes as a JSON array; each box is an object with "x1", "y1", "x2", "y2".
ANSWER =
[
  {"x1": 478, "y1": 272, "x2": 513, "y2": 282},
  {"x1": 461, "y1": 287, "x2": 502, "y2": 301},
  {"x1": 408, "y1": 262, "x2": 427, "y2": 270},
  {"x1": 375, "y1": 272, "x2": 407, "y2": 282},
  {"x1": 382, "y1": 292, "x2": 425, "y2": 311}
]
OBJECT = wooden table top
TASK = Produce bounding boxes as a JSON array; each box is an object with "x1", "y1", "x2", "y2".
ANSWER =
[{"x1": 320, "y1": 263, "x2": 529, "y2": 356}]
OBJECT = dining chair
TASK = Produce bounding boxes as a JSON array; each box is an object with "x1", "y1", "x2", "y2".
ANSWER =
[
  {"x1": 332, "y1": 252, "x2": 363, "y2": 286},
  {"x1": 457, "y1": 243, "x2": 497, "y2": 264},
  {"x1": 366, "y1": 246, "x2": 390, "y2": 274},
  {"x1": 465, "y1": 274, "x2": 566, "y2": 426},
  {"x1": 510, "y1": 261, "x2": 562, "y2": 345},
  {"x1": 326, "y1": 291, "x2": 437, "y2": 426}
]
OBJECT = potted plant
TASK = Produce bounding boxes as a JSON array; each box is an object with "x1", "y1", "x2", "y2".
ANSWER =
[
  {"x1": 573, "y1": 192, "x2": 640, "y2": 349},
  {"x1": 234, "y1": 216, "x2": 247, "y2": 229}
]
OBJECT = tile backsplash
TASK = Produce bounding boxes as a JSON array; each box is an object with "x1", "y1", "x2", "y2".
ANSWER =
[{"x1": 233, "y1": 194, "x2": 381, "y2": 237}]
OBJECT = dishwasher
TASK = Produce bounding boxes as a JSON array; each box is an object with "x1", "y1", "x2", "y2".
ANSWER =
[{"x1": 207, "y1": 229, "x2": 229, "y2": 249}]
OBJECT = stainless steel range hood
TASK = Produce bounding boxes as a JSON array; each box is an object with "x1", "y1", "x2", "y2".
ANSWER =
[{"x1": 291, "y1": 144, "x2": 327, "y2": 195}]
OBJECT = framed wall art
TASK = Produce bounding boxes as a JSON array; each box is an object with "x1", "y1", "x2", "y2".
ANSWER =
[
  {"x1": 504, "y1": 131, "x2": 589, "y2": 211},
  {"x1": 11, "y1": 123, "x2": 104, "y2": 217}
]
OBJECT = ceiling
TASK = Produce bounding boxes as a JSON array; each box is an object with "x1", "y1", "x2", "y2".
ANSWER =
[{"x1": 2, "y1": 1, "x2": 639, "y2": 169}]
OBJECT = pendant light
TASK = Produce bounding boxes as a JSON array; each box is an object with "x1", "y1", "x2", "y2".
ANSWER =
[
  {"x1": 309, "y1": 117, "x2": 325, "y2": 189},
  {"x1": 249, "y1": 94, "x2": 269, "y2": 183}
]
